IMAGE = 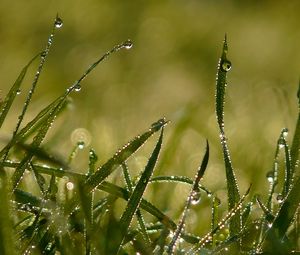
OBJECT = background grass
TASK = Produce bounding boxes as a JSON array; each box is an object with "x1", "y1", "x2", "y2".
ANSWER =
[{"x1": 0, "y1": 1, "x2": 299, "y2": 246}]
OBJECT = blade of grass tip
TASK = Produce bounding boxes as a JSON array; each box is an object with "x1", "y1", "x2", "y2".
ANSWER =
[
  {"x1": 0, "y1": 53, "x2": 40, "y2": 129},
  {"x1": 115, "y1": 128, "x2": 164, "y2": 254},
  {"x1": 10, "y1": 15, "x2": 61, "y2": 147},
  {"x1": 0, "y1": 171, "x2": 16, "y2": 255},
  {"x1": 190, "y1": 184, "x2": 251, "y2": 254},
  {"x1": 122, "y1": 162, "x2": 152, "y2": 246},
  {"x1": 85, "y1": 118, "x2": 168, "y2": 192},
  {"x1": 215, "y1": 34, "x2": 240, "y2": 235},
  {"x1": 290, "y1": 81, "x2": 300, "y2": 176},
  {"x1": 167, "y1": 140, "x2": 209, "y2": 255}
]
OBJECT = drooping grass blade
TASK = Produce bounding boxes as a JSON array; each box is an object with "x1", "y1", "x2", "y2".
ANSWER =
[
  {"x1": 0, "y1": 53, "x2": 40, "y2": 128},
  {"x1": 167, "y1": 140, "x2": 209, "y2": 255},
  {"x1": 115, "y1": 128, "x2": 164, "y2": 254},
  {"x1": 215, "y1": 35, "x2": 240, "y2": 235}
]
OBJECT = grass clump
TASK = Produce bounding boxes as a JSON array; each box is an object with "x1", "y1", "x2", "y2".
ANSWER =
[{"x1": 0, "y1": 16, "x2": 299, "y2": 255}]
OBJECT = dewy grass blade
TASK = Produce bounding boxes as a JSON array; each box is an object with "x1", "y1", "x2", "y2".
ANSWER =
[
  {"x1": 290, "y1": 81, "x2": 300, "y2": 176},
  {"x1": 0, "y1": 53, "x2": 40, "y2": 128},
  {"x1": 85, "y1": 118, "x2": 168, "y2": 192},
  {"x1": 190, "y1": 185, "x2": 251, "y2": 254},
  {"x1": 122, "y1": 163, "x2": 151, "y2": 246},
  {"x1": 115, "y1": 128, "x2": 164, "y2": 254},
  {"x1": 167, "y1": 140, "x2": 209, "y2": 255},
  {"x1": 0, "y1": 172, "x2": 15, "y2": 255},
  {"x1": 215, "y1": 35, "x2": 240, "y2": 235},
  {"x1": 6, "y1": 160, "x2": 200, "y2": 244}
]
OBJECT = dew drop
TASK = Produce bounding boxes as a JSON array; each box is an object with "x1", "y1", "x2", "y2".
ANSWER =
[
  {"x1": 55, "y1": 16, "x2": 63, "y2": 28},
  {"x1": 66, "y1": 181, "x2": 74, "y2": 190},
  {"x1": 16, "y1": 89, "x2": 21, "y2": 95},
  {"x1": 123, "y1": 39, "x2": 133, "y2": 49},
  {"x1": 276, "y1": 194, "x2": 284, "y2": 203},
  {"x1": 77, "y1": 141, "x2": 85, "y2": 149},
  {"x1": 278, "y1": 137, "x2": 285, "y2": 149},
  {"x1": 266, "y1": 171, "x2": 274, "y2": 183},
  {"x1": 191, "y1": 188, "x2": 201, "y2": 205},
  {"x1": 221, "y1": 60, "x2": 232, "y2": 72},
  {"x1": 282, "y1": 128, "x2": 288, "y2": 138},
  {"x1": 74, "y1": 83, "x2": 81, "y2": 92}
]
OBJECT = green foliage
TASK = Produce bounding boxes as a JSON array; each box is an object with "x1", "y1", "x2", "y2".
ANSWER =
[{"x1": 0, "y1": 16, "x2": 299, "y2": 255}]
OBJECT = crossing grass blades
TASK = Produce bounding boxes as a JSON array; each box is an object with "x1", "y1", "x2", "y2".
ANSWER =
[{"x1": 0, "y1": 16, "x2": 299, "y2": 255}]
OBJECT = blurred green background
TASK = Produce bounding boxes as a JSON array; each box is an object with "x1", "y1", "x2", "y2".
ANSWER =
[{"x1": 0, "y1": 0, "x2": 299, "y2": 231}]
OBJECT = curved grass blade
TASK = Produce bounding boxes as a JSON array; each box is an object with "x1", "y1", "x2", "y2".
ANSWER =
[
  {"x1": 85, "y1": 118, "x2": 168, "y2": 192},
  {"x1": 215, "y1": 35, "x2": 240, "y2": 235},
  {"x1": 0, "y1": 53, "x2": 40, "y2": 128},
  {"x1": 115, "y1": 128, "x2": 164, "y2": 254},
  {"x1": 167, "y1": 140, "x2": 209, "y2": 255}
]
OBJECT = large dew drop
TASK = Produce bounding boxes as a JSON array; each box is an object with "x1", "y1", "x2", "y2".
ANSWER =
[
  {"x1": 191, "y1": 188, "x2": 201, "y2": 205},
  {"x1": 123, "y1": 39, "x2": 133, "y2": 50},
  {"x1": 55, "y1": 16, "x2": 63, "y2": 28},
  {"x1": 221, "y1": 60, "x2": 232, "y2": 72},
  {"x1": 74, "y1": 84, "x2": 81, "y2": 92}
]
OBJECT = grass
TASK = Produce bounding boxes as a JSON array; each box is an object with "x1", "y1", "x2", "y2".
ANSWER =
[{"x1": 0, "y1": 16, "x2": 299, "y2": 255}]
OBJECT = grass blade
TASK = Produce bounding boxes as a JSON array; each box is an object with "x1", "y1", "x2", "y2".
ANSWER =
[
  {"x1": 0, "y1": 53, "x2": 40, "y2": 128},
  {"x1": 85, "y1": 118, "x2": 168, "y2": 192},
  {"x1": 115, "y1": 128, "x2": 164, "y2": 254},
  {"x1": 0, "y1": 172, "x2": 16, "y2": 255},
  {"x1": 122, "y1": 163, "x2": 151, "y2": 246},
  {"x1": 167, "y1": 140, "x2": 209, "y2": 254},
  {"x1": 215, "y1": 35, "x2": 240, "y2": 235}
]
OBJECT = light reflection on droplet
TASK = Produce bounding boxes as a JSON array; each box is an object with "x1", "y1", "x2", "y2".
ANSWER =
[{"x1": 66, "y1": 181, "x2": 74, "y2": 190}]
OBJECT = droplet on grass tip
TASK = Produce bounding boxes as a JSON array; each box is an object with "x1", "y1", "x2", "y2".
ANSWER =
[
  {"x1": 221, "y1": 60, "x2": 232, "y2": 72},
  {"x1": 55, "y1": 16, "x2": 63, "y2": 28},
  {"x1": 77, "y1": 141, "x2": 85, "y2": 149},
  {"x1": 282, "y1": 128, "x2": 288, "y2": 137},
  {"x1": 123, "y1": 39, "x2": 133, "y2": 49}
]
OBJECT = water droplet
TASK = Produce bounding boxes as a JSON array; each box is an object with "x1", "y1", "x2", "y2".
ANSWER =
[
  {"x1": 123, "y1": 39, "x2": 133, "y2": 49},
  {"x1": 66, "y1": 181, "x2": 74, "y2": 190},
  {"x1": 282, "y1": 128, "x2": 288, "y2": 138},
  {"x1": 16, "y1": 89, "x2": 21, "y2": 95},
  {"x1": 266, "y1": 171, "x2": 274, "y2": 183},
  {"x1": 77, "y1": 141, "x2": 85, "y2": 149},
  {"x1": 74, "y1": 83, "x2": 81, "y2": 92},
  {"x1": 221, "y1": 59, "x2": 232, "y2": 72},
  {"x1": 276, "y1": 194, "x2": 284, "y2": 203},
  {"x1": 278, "y1": 137, "x2": 285, "y2": 149},
  {"x1": 55, "y1": 16, "x2": 63, "y2": 28},
  {"x1": 191, "y1": 188, "x2": 201, "y2": 205}
]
